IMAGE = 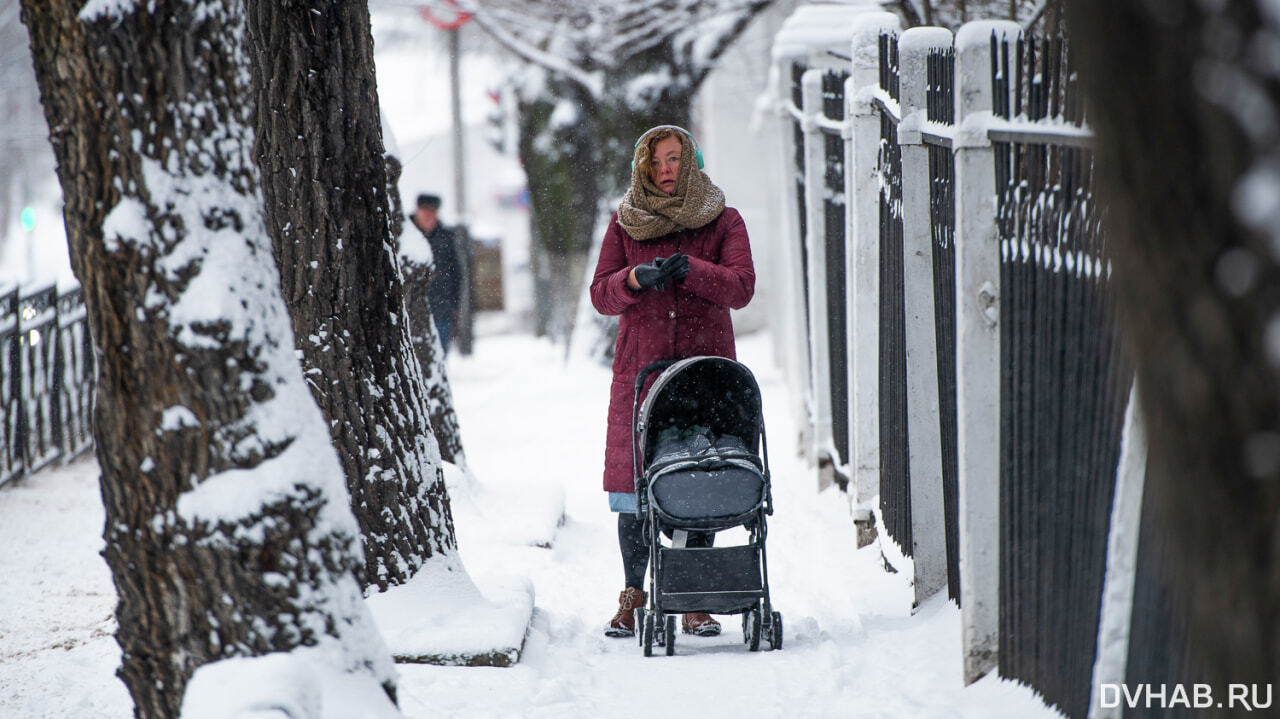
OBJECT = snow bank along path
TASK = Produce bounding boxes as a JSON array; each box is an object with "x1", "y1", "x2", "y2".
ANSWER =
[{"x1": 0, "y1": 329, "x2": 1063, "y2": 718}]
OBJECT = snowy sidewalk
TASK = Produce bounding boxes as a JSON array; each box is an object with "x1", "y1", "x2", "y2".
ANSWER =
[{"x1": 0, "y1": 328, "x2": 1063, "y2": 718}]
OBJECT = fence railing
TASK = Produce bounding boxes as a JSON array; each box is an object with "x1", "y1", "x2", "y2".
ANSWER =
[
  {"x1": 0, "y1": 282, "x2": 95, "y2": 488},
  {"x1": 771, "y1": 9, "x2": 1146, "y2": 719}
]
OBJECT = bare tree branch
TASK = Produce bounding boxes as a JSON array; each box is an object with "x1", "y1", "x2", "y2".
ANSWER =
[
  {"x1": 459, "y1": 1, "x2": 604, "y2": 98},
  {"x1": 1023, "y1": 0, "x2": 1049, "y2": 29}
]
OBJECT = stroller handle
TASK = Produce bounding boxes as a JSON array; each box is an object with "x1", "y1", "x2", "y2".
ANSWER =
[{"x1": 634, "y1": 359, "x2": 679, "y2": 395}]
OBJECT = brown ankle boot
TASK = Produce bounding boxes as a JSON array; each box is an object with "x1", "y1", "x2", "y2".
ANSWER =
[
  {"x1": 605, "y1": 587, "x2": 646, "y2": 638},
  {"x1": 682, "y1": 612, "x2": 721, "y2": 636}
]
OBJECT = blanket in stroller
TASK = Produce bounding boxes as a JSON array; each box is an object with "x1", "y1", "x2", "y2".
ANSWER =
[{"x1": 646, "y1": 425, "x2": 765, "y2": 526}]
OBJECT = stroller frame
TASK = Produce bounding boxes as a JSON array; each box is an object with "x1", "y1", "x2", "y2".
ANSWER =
[{"x1": 629, "y1": 357, "x2": 783, "y2": 656}]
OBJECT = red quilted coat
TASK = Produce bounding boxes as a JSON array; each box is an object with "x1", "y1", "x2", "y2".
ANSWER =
[{"x1": 589, "y1": 207, "x2": 755, "y2": 494}]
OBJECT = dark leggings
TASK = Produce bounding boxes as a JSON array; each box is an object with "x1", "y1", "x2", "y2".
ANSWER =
[{"x1": 618, "y1": 512, "x2": 713, "y2": 589}]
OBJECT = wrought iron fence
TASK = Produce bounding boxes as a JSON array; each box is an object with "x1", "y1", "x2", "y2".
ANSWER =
[
  {"x1": 925, "y1": 43, "x2": 960, "y2": 604},
  {"x1": 0, "y1": 282, "x2": 95, "y2": 488},
  {"x1": 774, "y1": 15, "x2": 1151, "y2": 717},
  {"x1": 876, "y1": 31, "x2": 912, "y2": 558},
  {"x1": 991, "y1": 32, "x2": 1131, "y2": 719},
  {"x1": 821, "y1": 69, "x2": 851, "y2": 472},
  {"x1": 791, "y1": 60, "x2": 812, "y2": 346}
]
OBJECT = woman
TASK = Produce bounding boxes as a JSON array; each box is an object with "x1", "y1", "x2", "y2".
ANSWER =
[{"x1": 589, "y1": 125, "x2": 755, "y2": 638}]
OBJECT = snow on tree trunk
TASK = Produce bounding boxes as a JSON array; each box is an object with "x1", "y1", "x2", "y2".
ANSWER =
[
  {"x1": 391, "y1": 165, "x2": 468, "y2": 469},
  {"x1": 1068, "y1": 0, "x2": 1280, "y2": 695},
  {"x1": 20, "y1": 0, "x2": 399, "y2": 716},
  {"x1": 243, "y1": 0, "x2": 461, "y2": 590},
  {"x1": 398, "y1": 246, "x2": 467, "y2": 467}
]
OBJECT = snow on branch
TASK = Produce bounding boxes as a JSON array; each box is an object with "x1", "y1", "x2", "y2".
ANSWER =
[
  {"x1": 459, "y1": 0, "x2": 604, "y2": 98},
  {"x1": 460, "y1": 0, "x2": 769, "y2": 96}
]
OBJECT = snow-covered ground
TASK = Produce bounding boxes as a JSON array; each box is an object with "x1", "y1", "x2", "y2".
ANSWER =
[{"x1": 0, "y1": 321, "x2": 1064, "y2": 718}]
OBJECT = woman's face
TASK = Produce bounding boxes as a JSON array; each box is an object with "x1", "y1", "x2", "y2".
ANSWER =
[{"x1": 647, "y1": 135, "x2": 682, "y2": 195}]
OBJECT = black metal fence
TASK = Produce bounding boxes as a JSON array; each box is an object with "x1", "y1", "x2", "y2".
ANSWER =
[
  {"x1": 990, "y1": 34, "x2": 1131, "y2": 719},
  {"x1": 876, "y1": 32, "x2": 912, "y2": 558},
  {"x1": 0, "y1": 282, "x2": 95, "y2": 488},
  {"x1": 776, "y1": 15, "x2": 1147, "y2": 717},
  {"x1": 822, "y1": 69, "x2": 851, "y2": 472},
  {"x1": 791, "y1": 61, "x2": 812, "y2": 349},
  {"x1": 925, "y1": 44, "x2": 960, "y2": 603}
]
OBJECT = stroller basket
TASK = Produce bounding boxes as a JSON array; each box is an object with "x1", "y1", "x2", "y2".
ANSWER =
[{"x1": 658, "y1": 546, "x2": 762, "y2": 614}]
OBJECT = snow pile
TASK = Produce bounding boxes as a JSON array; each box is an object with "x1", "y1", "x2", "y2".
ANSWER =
[
  {"x1": 366, "y1": 559, "x2": 534, "y2": 666},
  {"x1": 0, "y1": 328, "x2": 1067, "y2": 718},
  {"x1": 181, "y1": 650, "x2": 401, "y2": 719}
]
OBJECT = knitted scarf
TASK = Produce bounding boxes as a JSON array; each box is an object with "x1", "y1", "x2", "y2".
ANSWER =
[{"x1": 616, "y1": 130, "x2": 725, "y2": 241}]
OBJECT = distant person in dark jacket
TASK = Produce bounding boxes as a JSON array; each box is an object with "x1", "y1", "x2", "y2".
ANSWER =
[
  {"x1": 590, "y1": 125, "x2": 755, "y2": 639},
  {"x1": 409, "y1": 193, "x2": 463, "y2": 353}
]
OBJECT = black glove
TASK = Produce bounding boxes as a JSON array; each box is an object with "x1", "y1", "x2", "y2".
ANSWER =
[
  {"x1": 661, "y1": 253, "x2": 690, "y2": 283},
  {"x1": 633, "y1": 257, "x2": 670, "y2": 290}
]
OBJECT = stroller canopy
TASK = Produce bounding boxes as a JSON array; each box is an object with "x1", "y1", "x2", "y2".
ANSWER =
[{"x1": 638, "y1": 356, "x2": 763, "y2": 470}]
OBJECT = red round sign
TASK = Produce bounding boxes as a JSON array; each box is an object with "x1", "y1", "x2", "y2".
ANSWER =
[{"x1": 419, "y1": 0, "x2": 473, "y2": 31}]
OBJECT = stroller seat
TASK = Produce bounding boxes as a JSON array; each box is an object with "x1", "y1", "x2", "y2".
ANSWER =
[
  {"x1": 651, "y1": 465, "x2": 765, "y2": 524},
  {"x1": 647, "y1": 426, "x2": 765, "y2": 527}
]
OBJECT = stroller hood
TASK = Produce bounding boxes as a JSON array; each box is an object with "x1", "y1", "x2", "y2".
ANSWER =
[{"x1": 638, "y1": 356, "x2": 763, "y2": 471}]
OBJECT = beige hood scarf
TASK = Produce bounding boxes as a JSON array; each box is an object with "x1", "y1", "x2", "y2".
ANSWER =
[{"x1": 616, "y1": 128, "x2": 726, "y2": 241}]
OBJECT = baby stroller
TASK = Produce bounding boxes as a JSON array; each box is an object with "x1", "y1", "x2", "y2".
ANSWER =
[{"x1": 630, "y1": 356, "x2": 782, "y2": 656}]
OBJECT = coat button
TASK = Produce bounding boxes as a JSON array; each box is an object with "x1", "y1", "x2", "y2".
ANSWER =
[{"x1": 668, "y1": 310, "x2": 676, "y2": 319}]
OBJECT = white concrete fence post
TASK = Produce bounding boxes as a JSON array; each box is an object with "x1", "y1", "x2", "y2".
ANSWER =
[
  {"x1": 768, "y1": 52, "x2": 816, "y2": 463},
  {"x1": 952, "y1": 19, "x2": 1021, "y2": 685},
  {"x1": 801, "y1": 67, "x2": 836, "y2": 489},
  {"x1": 845, "y1": 12, "x2": 901, "y2": 546},
  {"x1": 898, "y1": 26, "x2": 954, "y2": 610}
]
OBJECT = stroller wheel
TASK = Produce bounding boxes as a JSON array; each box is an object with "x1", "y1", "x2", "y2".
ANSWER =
[
  {"x1": 665, "y1": 614, "x2": 676, "y2": 656},
  {"x1": 643, "y1": 612, "x2": 655, "y2": 657},
  {"x1": 634, "y1": 608, "x2": 644, "y2": 647},
  {"x1": 747, "y1": 606, "x2": 762, "y2": 652},
  {"x1": 741, "y1": 612, "x2": 750, "y2": 644},
  {"x1": 769, "y1": 611, "x2": 783, "y2": 651}
]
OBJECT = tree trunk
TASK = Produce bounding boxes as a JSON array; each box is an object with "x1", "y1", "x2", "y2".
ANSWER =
[
  {"x1": 398, "y1": 250, "x2": 467, "y2": 465},
  {"x1": 243, "y1": 0, "x2": 460, "y2": 590},
  {"x1": 21, "y1": 1, "x2": 397, "y2": 715},
  {"x1": 1067, "y1": 0, "x2": 1279, "y2": 694}
]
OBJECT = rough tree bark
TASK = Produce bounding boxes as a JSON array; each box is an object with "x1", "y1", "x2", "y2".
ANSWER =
[
  {"x1": 396, "y1": 184, "x2": 467, "y2": 468},
  {"x1": 1067, "y1": 0, "x2": 1279, "y2": 697},
  {"x1": 243, "y1": 0, "x2": 460, "y2": 589},
  {"x1": 398, "y1": 257, "x2": 468, "y2": 467},
  {"x1": 20, "y1": 0, "x2": 398, "y2": 715}
]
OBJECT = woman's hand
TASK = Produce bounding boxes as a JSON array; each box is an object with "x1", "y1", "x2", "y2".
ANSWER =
[
  {"x1": 629, "y1": 253, "x2": 690, "y2": 291},
  {"x1": 630, "y1": 258, "x2": 668, "y2": 290},
  {"x1": 660, "y1": 253, "x2": 689, "y2": 282}
]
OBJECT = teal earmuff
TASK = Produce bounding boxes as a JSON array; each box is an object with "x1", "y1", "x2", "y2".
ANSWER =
[{"x1": 632, "y1": 125, "x2": 704, "y2": 171}]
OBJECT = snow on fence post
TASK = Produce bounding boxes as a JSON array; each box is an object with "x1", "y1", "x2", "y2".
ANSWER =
[
  {"x1": 845, "y1": 12, "x2": 900, "y2": 547},
  {"x1": 897, "y1": 26, "x2": 953, "y2": 609},
  {"x1": 1088, "y1": 380, "x2": 1147, "y2": 719},
  {"x1": 952, "y1": 19, "x2": 1020, "y2": 685},
  {"x1": 768, "y1": 28, "x2": 816, "y2": 463},
  {"x1": 801, "y1": 66, "x2": 836, "y2": 489},
  {"x1": 766, "y1": 64, "x2": 809, "y2": 439}
]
